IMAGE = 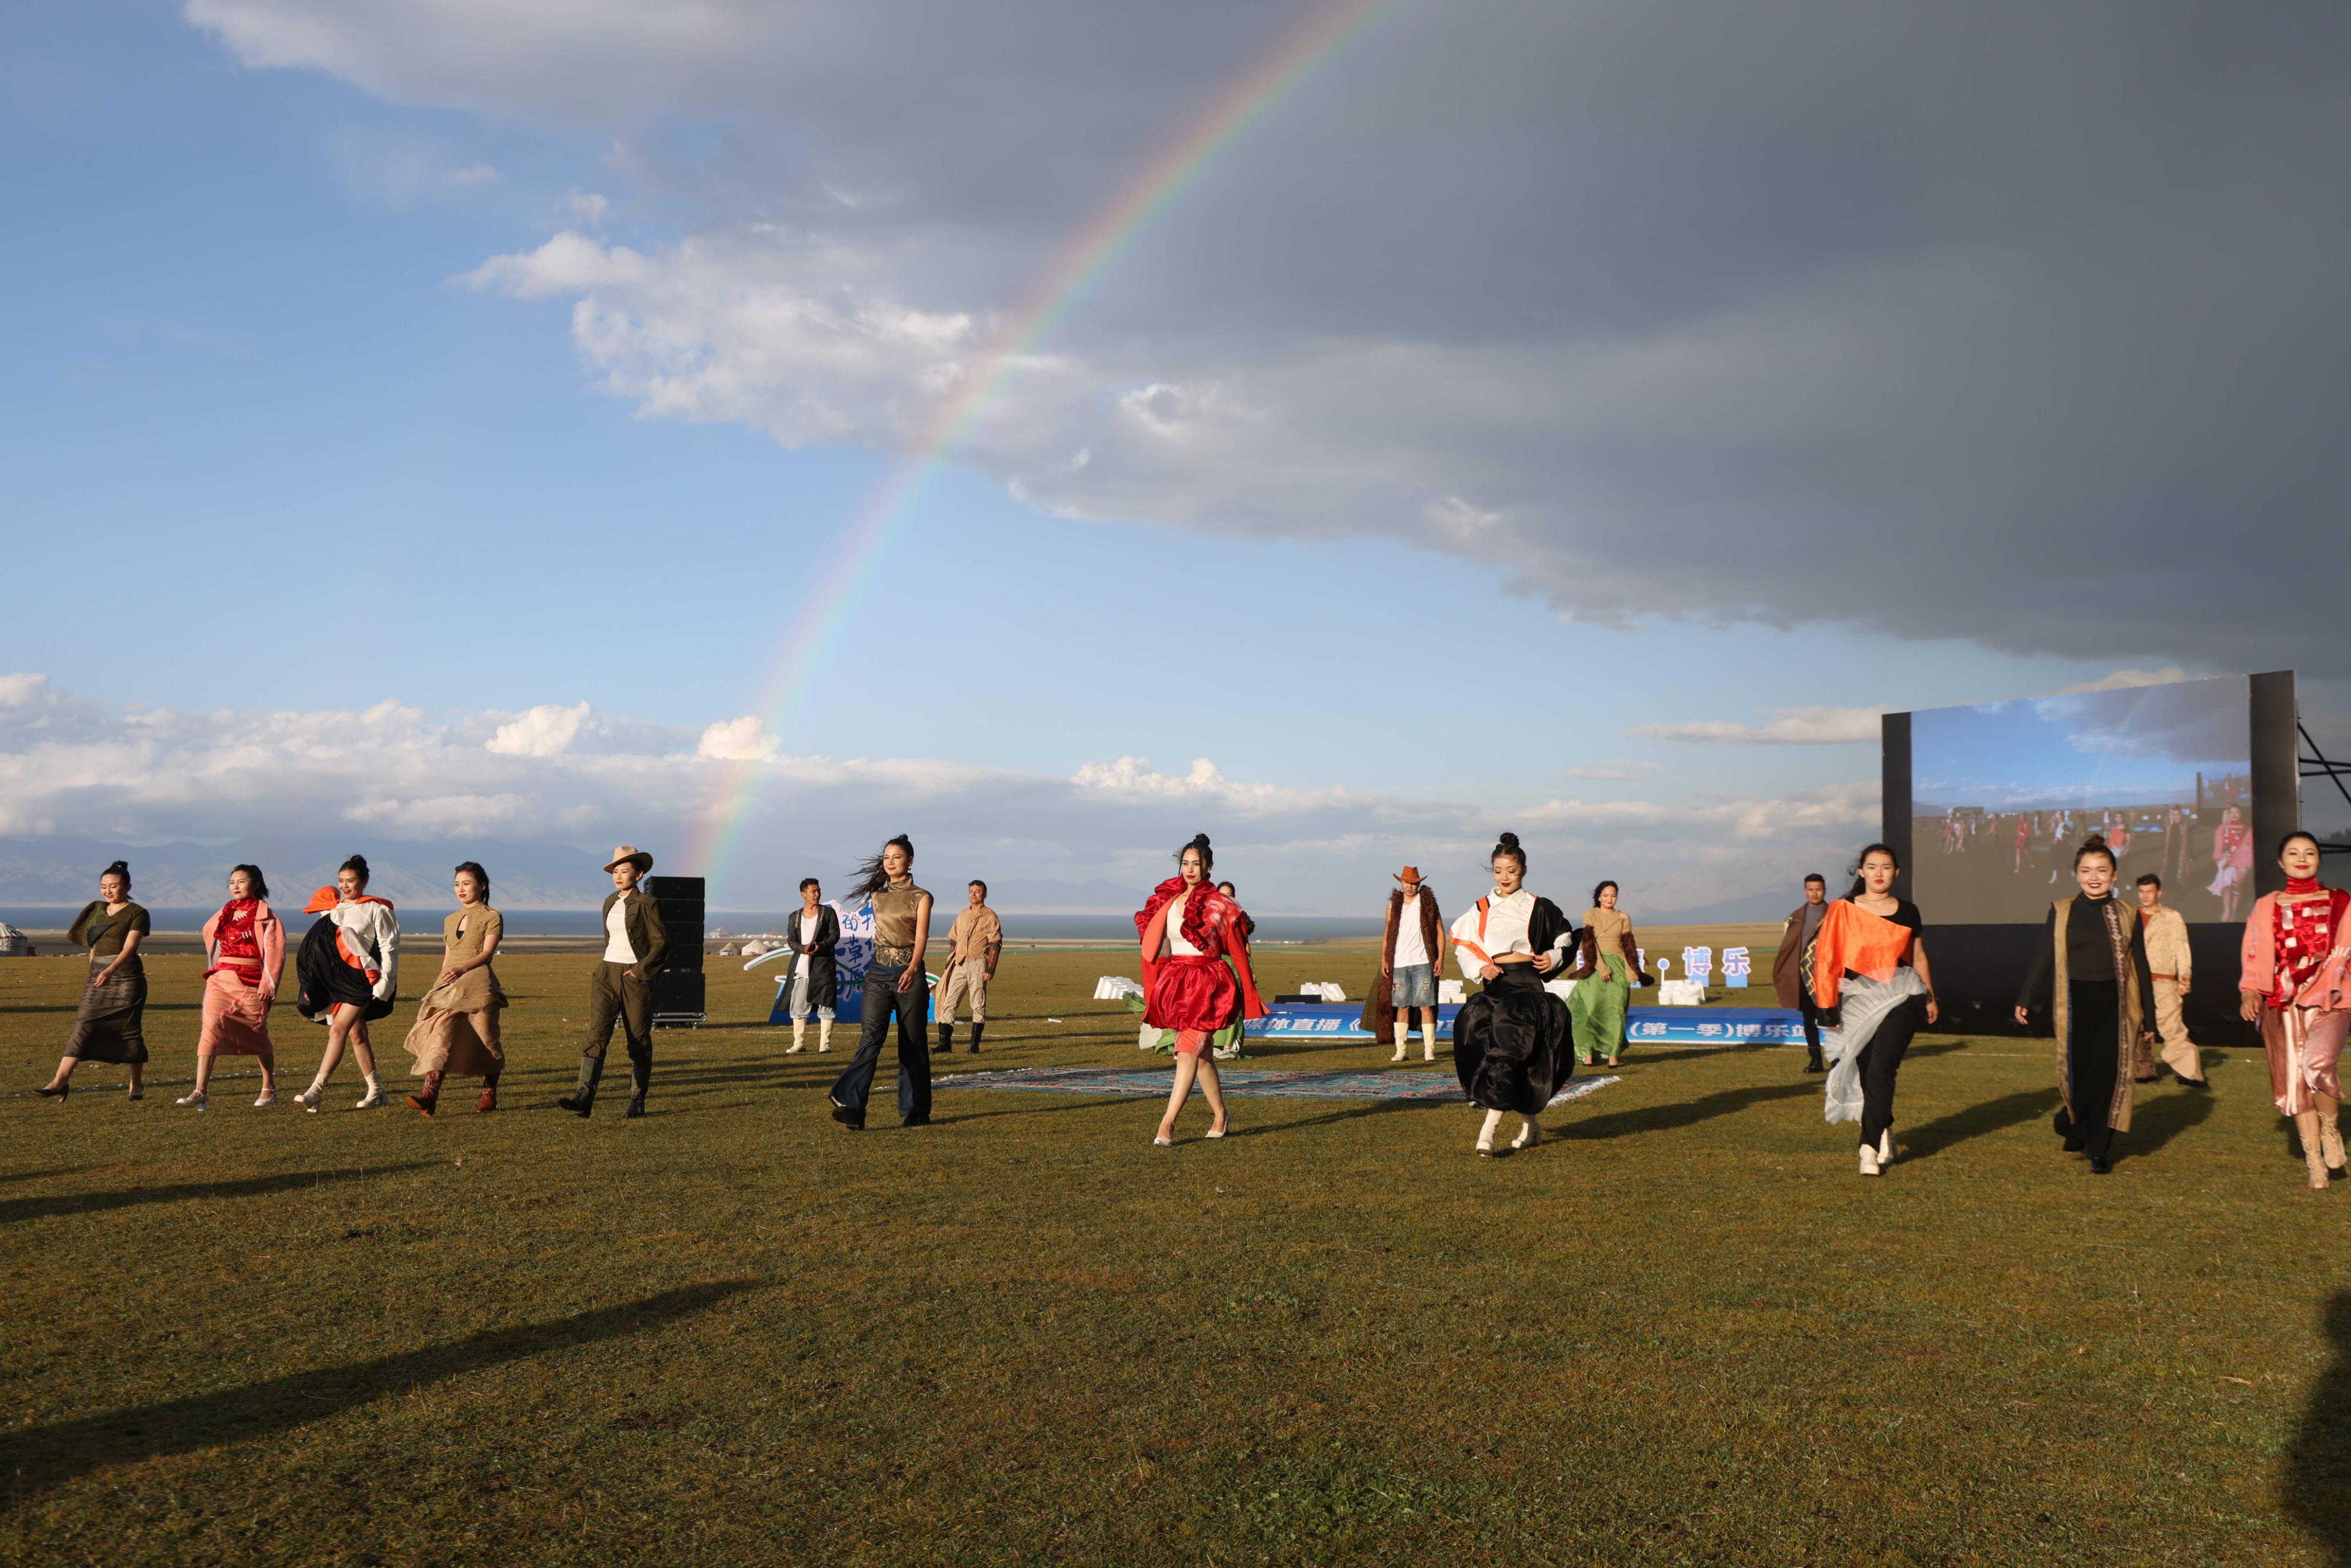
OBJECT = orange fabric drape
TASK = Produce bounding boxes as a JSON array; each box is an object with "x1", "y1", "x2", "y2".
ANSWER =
[{"x1": 1808, "y1": 899, "x2": 1914, "y2": 1010}]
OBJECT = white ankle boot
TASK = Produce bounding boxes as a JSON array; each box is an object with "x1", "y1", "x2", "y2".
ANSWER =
[
  {"x1": 1858, "y1": 1145, "x2": 1881, "y2": 1177},
  {"x1": 1512, "y1": 1117, "x2": 1542, "y2": 1150}
]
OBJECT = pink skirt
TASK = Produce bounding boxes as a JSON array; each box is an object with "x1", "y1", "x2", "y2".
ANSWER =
[{"x1": 199, "y1": 967, "x2": 275, "y2": 1057}]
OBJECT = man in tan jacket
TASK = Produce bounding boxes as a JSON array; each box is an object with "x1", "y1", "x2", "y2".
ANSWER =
[{"x1": 2134, "y1": 873, "x2": 2208, "y2": 1088}]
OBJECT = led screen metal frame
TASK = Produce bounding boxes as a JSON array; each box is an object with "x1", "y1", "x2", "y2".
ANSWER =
[{"x1": 1881, "y1": 671, "x2": 2296, "y2": 1039}]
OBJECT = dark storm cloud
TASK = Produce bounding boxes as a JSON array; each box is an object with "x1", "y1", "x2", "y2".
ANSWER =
[{"x1": 195, "y1": 0, "x2": 2351, "y2": 671}]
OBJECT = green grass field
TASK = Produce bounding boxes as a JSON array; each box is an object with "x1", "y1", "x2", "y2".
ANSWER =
[{"x1": 3, "y1": 938, "x2": 2347, "y2": 1566}]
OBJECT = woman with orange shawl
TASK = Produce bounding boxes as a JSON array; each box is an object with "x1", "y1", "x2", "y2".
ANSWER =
[
  {"x1": 1136, "y1": 834, "x2": 1266, "y2": 1145},
  {"x1": 1808, "y1": 843, "x2": 1938, "y2": 1176}
]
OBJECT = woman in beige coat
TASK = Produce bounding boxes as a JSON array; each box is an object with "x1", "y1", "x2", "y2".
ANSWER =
[{"x1": 400, "y1": 862, "x2": 506, "y2": 1115}]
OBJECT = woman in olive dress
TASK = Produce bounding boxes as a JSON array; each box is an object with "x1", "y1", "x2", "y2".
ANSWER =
[
  {"x1": 35, "y1": 861, "x2": 151, "y2": 1102},
  {"x1": 400, "y1": 862, "x2": 508, "y2": 1116}
]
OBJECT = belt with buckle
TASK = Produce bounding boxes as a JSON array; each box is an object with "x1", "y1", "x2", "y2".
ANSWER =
[{"x1": 874, "y1": 944, "x2": 916, "y2": 966}]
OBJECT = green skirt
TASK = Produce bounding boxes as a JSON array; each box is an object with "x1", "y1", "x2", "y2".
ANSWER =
[{"x1": 1568, "y1": 953, "x2": 1630, "y2": 1063}]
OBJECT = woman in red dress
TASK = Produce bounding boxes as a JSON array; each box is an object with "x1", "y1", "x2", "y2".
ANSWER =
[
  {"x1": 2238, "y1": 831, "x2": 2351, "y2": 1189},
  {"x1": 1136, "y1": 834, "x2": 1266, "y2": 1145},
  {"x1": 180, "y1": 865, "x2": 286, "y2": 1109}
]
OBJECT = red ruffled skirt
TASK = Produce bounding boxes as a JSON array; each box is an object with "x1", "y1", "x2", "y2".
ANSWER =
[{"x1": 1145, "y1": 955, "x2": 1240, "y2": 1034}]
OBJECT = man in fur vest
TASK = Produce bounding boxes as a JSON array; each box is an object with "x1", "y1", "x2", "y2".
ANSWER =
[{"x1": 1372, "y1": 866, "x2": 1445, "y2": 1062}]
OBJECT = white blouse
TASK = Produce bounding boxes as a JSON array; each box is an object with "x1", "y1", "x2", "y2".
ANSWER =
[
  {"x1": 1448, "y1": 887, "x2": 1566, "y2": 977},
  {"x1": 1164, "y1": 888, "x2": 1205, "y2": 957}
]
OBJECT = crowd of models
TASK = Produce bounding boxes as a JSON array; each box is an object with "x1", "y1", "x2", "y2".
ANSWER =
[{"x1": 23, "y1": 824, "x2": 2349, "y2": 1188}]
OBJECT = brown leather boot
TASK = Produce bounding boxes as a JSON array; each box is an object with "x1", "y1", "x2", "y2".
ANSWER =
[
  {"x1": 406, "y1": 1070, "x2": 442, "y2": 1117},
  {"x1": 478, "y1": 1075, "x2": 499, "y2": 1114}
]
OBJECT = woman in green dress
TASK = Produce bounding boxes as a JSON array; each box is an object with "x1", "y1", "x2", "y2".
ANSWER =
[
  {"x1": 36, "y1": 861, "x2": 152, "y2": 1101},
  {"x1": 1568, "y1": 880, "x2": 1651, "y2": 1069}
]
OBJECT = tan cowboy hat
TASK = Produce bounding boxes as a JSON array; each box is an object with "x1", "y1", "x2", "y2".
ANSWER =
[
  {"x1": 1394, "y1": 866, "x2": 1428, "y2": 887},
  {"x1": 603, "y1": 844, "x2": 654, "y2": 874}
]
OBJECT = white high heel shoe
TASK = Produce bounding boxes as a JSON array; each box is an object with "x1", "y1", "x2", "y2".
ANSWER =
[
  {"x1": 1154, "y1": 1133, "x2": 1173, "y2": 1148},
  {"x1": 174, "y1": 1090, "x2": 206, "y2": 1110}
]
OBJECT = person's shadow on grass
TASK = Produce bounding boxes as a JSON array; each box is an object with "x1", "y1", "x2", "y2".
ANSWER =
[
  {"x1": 1898, "y1": 1088, "x2": 2059, "y2": 1163},
  {"x1": 2110, "y1": 1083, "x2": 2216, "y2": 1167},
  {"x1": 0, "y1": 1279, "x2": 763, "y2": 1503},
  {"x1": 0, "y1": 1163, "x2": 438, "y2": 1228},
  {"x1": 1569, "y1": 1081, "x2": 1812, "y2": 1140},
  {"x1": 2289, "y1": 1291, "x2": 2351, "y2": 1564}
]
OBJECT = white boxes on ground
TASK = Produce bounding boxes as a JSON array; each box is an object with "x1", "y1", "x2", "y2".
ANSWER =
[
  {"x1": 1094, "y1": 976, "x2": 1145, "y2": 1001},
  {"x1": 1655, "y1": 979, "x2": 1707, "y2": 1006}
]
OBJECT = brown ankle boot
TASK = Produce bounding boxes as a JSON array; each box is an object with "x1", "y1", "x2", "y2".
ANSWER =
[
  {"x1": 478, "y1": 1078, "x2": 499, "y2": 1114},
  {"x1": 406, "y1": 1070, "x2": 442, "y2": 1116}
]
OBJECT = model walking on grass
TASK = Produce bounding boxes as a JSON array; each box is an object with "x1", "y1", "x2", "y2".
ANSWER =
[
  {"x1": 1373, "y1": 866, "x2": 1444, "y2": 1062},
  {"x1": 1448, "y1": 831, "x2": 1576, "y2": 1158},
  {"x1": 2134, "y1": 873, "x2": 2207, "y2": 1087},
  {"x1": 560, "y1": 846, "x2": 668, "y2": 1120},
  {"x1": 292, "y1": 855, "x2": 400, "y2": 1111},
  {"x1": 1810, "y1": 844, "x2": 1937, "y2": 1177},
  {"x1": 2237, "y1": 831, "x2": 2351, "y2": 1190},
  {"x1": 176, "y1": 865, "x2": 286, "y2": 1109},
  {"x1": 783, "y1": 877, "x2": 840, "y2": 1055},
  {"x1": 828, "y1": 835, "x2": 935, "y2": 1130},
  {"x1": 2015, "y1": 834, "x2": 2156, "y2": 1177},
  {"x1": 1568, "y1": 879, "x2": 1652, "y2": 1069},
  {"x1": 1137, "y1": 834, "x2": 1267, "y2": 1145},
  {"x1": 1771, "y1": 873, "x2": 1833, "y2": 1073},
  {"x1": 36, "y1": 862, "x2": 152, "y2": 1103},
  {"x1": 400, "y1": 862, "x2": 506, "y2": 1116}
]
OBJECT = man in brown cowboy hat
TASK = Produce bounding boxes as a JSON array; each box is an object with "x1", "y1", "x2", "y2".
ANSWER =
[
  {"x1": 559, "y1": 845, "x2": 669, "y2": 1120},
  {"x1": 1372, "y1": 866, "x2": 1445, "y2": 1062}
]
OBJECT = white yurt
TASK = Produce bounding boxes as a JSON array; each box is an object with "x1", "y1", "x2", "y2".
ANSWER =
[{"x1": 0, "y1": 923, "x2": 30, "y2": 957}]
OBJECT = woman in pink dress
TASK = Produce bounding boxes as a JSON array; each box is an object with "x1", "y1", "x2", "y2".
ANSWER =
[
  {"x1": 179, "y1": 865, "x2": 285, "y2": 1110},
  {"x1": 1135, "y1": 834, "x2": 1267, "y2": 1145},
  {"x1": 2238, "y1": 831, "x2": 2351, "y2": 1190}
]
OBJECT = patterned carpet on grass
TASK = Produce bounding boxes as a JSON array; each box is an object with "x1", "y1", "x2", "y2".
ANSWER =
[{"x1": 937, "y1": 1066, "x2": 1620, "y2": 1108}]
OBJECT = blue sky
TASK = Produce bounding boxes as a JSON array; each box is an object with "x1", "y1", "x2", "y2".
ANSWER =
[{"x1": 2, "y1": 2, "x2": 2342, "y2": 912}]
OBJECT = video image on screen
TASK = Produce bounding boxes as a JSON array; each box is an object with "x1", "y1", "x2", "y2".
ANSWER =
[{"x1": 1912, "y1": 677, "x2": 2252, "y2": 925}]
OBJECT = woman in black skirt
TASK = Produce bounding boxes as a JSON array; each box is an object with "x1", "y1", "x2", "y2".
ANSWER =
[
  {"x1": 2016, "y1": 833, "x2": 2157, "y2": 1175},
  {"x1": 1447, "y1": 831, "x2": 1576, "y2": 1156},
  {"x1": 36, "y1": 861, "x2": 152, "y2": 1102}
]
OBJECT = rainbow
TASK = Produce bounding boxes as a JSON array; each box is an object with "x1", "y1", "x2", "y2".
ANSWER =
[{"x1": 687, "y1": 0, "x2": 1406, "y2": 882}]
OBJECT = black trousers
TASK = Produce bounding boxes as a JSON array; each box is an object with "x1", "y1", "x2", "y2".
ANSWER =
[
  {"x1": 2058, "y1": 979, "x2": 2120, "y2": 1158},
  {"x1": 1799, "y1": 997, "x2": 1824, "y2": 1057},
  {"x1": 1855, "y1": 997, "x2": 1922, "y2": 1148},
  {"x1": 829, "y1": 961, "x2": 932, "y2": 1121},
  {"x1": 576, "y1": 960, "x2": 653, "y2": 1099}
]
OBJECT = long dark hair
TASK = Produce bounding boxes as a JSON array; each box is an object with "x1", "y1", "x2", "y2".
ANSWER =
[
  {"x1": 230, "y1": 863, "x2": 269, "y2": 900},
  {"x1": 454, "y1": 861, "x2": 490, "y2": 901},
  {"x1": 1176, "y1": 833, "x2": 1213, "y2": 874},
  {"x1": 1490, "y1": 831, "x2": 1525, "y2": 872},
  {"x1": 851, "y1": 834, "x2": 915, "y2": 897},
  {"x1": 1846, "y1": 842, "x2": 1901, "y2": 898},
  {"x1": 100, "y1": 859, "x2": 130, "y2": 892},
  {"x1": 339, "y1": 853, "x2": 371, "y2": 887}
]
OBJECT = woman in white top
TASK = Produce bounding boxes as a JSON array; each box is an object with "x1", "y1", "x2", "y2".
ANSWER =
[
  {"x1": 293, "y1": 853, "x2": 400, "y2": 1111},
  {"x1": 1448, "y1": 831, "x2": 1577, "y2": 1156}
]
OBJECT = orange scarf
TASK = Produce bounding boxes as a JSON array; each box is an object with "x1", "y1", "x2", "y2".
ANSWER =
[{"x1": 1808, "y1": 899, "x2": 1913, "y2": 1009}]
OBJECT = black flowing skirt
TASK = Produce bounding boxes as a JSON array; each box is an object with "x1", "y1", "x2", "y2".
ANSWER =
[
  {"x1": 1453, "y1": 966, "x2": 1575, "y2": 1115},
  {"x1": 295, "y1": 916, "x2": 391, "y2": 1023},
  {"x1": 63, "y1": 954, "x2": 148, "y2": 1063}
]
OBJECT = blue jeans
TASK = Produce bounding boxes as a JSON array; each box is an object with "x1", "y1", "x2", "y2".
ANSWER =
[{"x1": 829, "y1": 960, "x2": 931, "y2": 1121}]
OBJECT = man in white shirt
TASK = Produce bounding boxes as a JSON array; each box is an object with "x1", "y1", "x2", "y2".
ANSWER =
[
  {"x1": 560, "y1": 845, "x2": 668, "y2": 1119},
  {"x1": 1378, "y1": 866, "x2": 1446, "y2": 1063},
  {"x1": 783, "y1": 877, "x2": 840, "y2": 1054}
]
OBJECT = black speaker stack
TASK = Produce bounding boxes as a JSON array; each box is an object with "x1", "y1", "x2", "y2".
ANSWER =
[{"x1": 645, "y1": 875, "x2": 706, "y2": 1026}]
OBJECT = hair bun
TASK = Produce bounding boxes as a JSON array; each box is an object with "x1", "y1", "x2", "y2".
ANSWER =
[
  {"x1": 1192, "y1": 833, "x2": 1212, "y2": 847},
  {"x1": 1498, "y1": 831, "x2": 1521, "y2": 850},
  {"x1": 102, "y1": 860, "x2": 129, "y2": 878},
  {"x1": 2081, "y1": 833, "x2": 2110, "y2": 851}
]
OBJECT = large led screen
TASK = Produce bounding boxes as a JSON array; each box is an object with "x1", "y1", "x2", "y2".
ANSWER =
[{"x1": 1912, "y1": 677, "x2": 2253, "y2": 924}]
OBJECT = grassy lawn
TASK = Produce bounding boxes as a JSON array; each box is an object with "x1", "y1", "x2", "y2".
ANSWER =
[{"x1": 2, "y1": 937, "x2": 2346, "y2": 1566}]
